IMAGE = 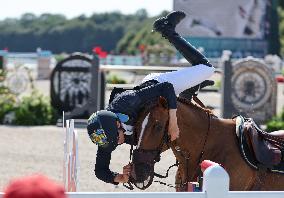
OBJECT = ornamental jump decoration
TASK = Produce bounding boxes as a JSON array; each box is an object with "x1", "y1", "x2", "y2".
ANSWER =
[
  {"x1": 50, "y1": 53, "x2": 101, "y2": 119},
  {"x1": 222, "y1": 56, "x2": 277, "y2": 124},
  {"x1": 231, "y1": 59, "x2": 274, "y2": 110},
  {"x1": 6, "y1": 66, "x2": 30, "y2": 95}
]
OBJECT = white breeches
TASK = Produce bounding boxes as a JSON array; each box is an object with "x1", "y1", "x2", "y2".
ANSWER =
[{"x1": 142, "y1": 64, "x2": 215, "y2": 95}]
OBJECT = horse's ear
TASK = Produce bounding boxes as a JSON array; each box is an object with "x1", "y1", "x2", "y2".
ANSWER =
[{"x1": 158, "y1": 96, "x2": 168, "y2": 109}]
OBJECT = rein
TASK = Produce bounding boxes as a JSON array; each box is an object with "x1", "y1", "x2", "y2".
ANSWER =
[
  {"x1": 123, "y1": 111, "x2": 176, "y2": 190},
  {"x1": 193, "y1": 112, "x2": 211, "y2": 183},
  {"x1": 172, "y1": 97, "x2": 212, "y2": 190}
]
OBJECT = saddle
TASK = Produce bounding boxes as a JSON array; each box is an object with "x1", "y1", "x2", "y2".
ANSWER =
[{"x1": 236, "y1": 115, "x2": 284, "y2": 173}]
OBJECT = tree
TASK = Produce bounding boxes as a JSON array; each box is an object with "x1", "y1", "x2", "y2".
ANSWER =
[
  {"x1": 280, "y1": 0, "x2": 284, "y2": 8},
  {"x1": 0, "y1": 11, "x2": 168, "y2": 53},
  {"x1": 135, "y1": 9, "x2": 148, "y2": 21}
]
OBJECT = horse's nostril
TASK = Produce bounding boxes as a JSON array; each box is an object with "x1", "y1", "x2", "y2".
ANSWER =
[{"x1": 132, "y1": 163, "x2": 153, "y2": 183}]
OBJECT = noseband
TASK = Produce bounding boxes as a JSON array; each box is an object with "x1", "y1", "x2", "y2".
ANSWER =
[{"x1": 124, "y1": 112, "x2": 171, "y2": 190}]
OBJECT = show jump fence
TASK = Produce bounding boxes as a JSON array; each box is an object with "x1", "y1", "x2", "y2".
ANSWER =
[
  {"x1": 63, "y1": 118, "x2": 79, "y2": 192},
  {"x1": 1, "y1": 165, "x2": 284, "y2": 198},
  {"x1": 63, "y1": 163, "x2": 284, "y2": 198}
]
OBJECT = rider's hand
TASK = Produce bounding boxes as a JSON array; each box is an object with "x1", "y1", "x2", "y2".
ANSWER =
[
  {"x1": 168, "y1": 109, "x2": 180, "y2": 141},
  {"x1": 114, "y1": 174, "x2": 129, "y2": 183},
  {"x1": 123, "y1": 163, "x2": 132, "y2": 175},
  {"x1": 113, "y1": 163, "x2": 132, "y2": 183},
  {"x1": 168, "y1": 122, "x2": 180, "y2": 141}
]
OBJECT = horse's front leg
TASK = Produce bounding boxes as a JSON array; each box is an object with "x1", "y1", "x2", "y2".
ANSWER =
[{"x1": 175, "y1": 165, "x2": 188, "y2": 192}]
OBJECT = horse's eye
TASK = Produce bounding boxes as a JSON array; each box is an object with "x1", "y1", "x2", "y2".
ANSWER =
[{"x1": 154, "y1": 122, "x2": 163, "y2": 131}]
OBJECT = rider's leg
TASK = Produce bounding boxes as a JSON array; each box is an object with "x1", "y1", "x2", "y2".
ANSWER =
[
  {"x1": 142, "y1": 66, "x2": 215, "y2": 95},
  {"x1": 153, "y1": 11, "x2": 212, "y2": 67},
  {"x1": 144, "y1": 11, "x2": 215, "y2": 95}
]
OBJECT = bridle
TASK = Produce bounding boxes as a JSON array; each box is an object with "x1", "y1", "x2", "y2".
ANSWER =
[
  {"x1": 124, "y1": 97, "x2": 212, "y2": 191},
  {"x1": 123, "y1": 109, "x2": 177, "y2": 190}
]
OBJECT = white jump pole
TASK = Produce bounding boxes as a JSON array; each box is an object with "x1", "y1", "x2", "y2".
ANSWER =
[{"x1": 63, "y1": 116, "x2": 80, "y2": 192}]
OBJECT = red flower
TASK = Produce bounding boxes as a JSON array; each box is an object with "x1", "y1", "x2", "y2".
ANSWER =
[
  {"x1": 139, "y1": 44, "x2": 145, "y2": 52},
  {"x1": 93, "y1": 46, "x2": 102, "y2": 54},
  {"x1": 99, "y1": 51, "x2": 108, "y2": 58}
]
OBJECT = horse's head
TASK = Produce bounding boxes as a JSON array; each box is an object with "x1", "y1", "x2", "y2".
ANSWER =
[
  {"x1": 130, "y1": 96, "x2": 217, "y2": 190},
  {"x1": 130, "y1": 97, "x2": 170, "y2": 189},
  {"x1": 135, "y1": 96, "x2": 169, "y2": 149}
]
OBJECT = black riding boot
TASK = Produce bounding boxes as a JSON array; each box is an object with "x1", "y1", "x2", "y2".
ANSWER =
[{"x1": 153, "y1": 11, "x2": 212, "y2": 67}]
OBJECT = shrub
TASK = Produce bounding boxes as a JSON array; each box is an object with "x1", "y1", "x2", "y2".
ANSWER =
[
  {"x1": 13, "y1": 90, "x2": 57, "y2": 125},
  {"x1": 214, "y1": 79, "x2": 221, "y2": 90},
  {"x1": 266, "y1": 120, "x2": 284, "y2": 132},
  {"x1": 106, "y1": 74, "x2": 126, "y2": 84},
  {"x1": 0, "y1": 69, "x2": 17, "y2": 123},
  {"x1": 0, "y1": 95, "x2": 16, "y2": 123},
  {"x1": 266, "y1": 108, "x2": 284, "y2": 132},
  {"x1": 0, "y1": 67, "x2": 58, "y2": 125}
]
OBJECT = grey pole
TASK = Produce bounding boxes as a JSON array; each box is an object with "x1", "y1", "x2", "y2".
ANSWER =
[
  {"x1": 88, "y1": 55, "x2": 101, "y2": 114},
  {"x1": 221, "y1": 51, "x2": 233, "y2": 118}
]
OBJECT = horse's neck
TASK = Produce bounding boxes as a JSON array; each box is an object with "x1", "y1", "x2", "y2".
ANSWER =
[
  {"x1": 207, "y1": 117, "x2": 237, "y2": 155},
  {"x1": 177, "y1": 101, "x2": 216, "y2": 137},
  {"x1": 177, "y1": 102, "x2": 259, "y2": 190},
  {"x1": 178, "y1": 102, "x2": 238, "y2": 163}
]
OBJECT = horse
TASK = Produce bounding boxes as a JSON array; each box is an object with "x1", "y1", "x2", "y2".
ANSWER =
[{"x1": 131, "y1": 96, "x2": 284, "y2": 191}]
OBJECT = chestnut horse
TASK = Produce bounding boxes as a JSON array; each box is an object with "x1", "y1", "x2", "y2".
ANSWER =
[{"x1": 132, "y1": 97, "x2": 284, "y2": 191}]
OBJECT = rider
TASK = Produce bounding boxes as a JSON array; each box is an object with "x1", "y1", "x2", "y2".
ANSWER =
[{"x1": 87, "y1": 11, "x2": 215, "y2": 184}]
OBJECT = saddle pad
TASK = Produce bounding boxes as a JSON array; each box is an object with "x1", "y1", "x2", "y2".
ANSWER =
[
  {"x1": 235, "y1": 115, "x2": 284, "y2": 174},
  {"x1": 235, "y1": 116, "x2": 244, "y2": 138}
]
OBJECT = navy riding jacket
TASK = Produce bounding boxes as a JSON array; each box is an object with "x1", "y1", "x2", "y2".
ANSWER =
[{"x1": 95, "y1": 81, "x2": 177, "y2": 184}]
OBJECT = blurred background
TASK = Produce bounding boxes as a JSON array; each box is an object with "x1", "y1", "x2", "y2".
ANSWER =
[{"x1": 0, "y1": 0, "x2": 284, "y2": 193}]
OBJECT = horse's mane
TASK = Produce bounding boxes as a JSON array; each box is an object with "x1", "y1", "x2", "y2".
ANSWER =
[
  {"x1": 137, "y1": 96, "x2": 215, "y2": 122},
  {"x1": 133, "y1": 96, "x2": 216, "y2": 139},
  {"x1": 177, "y1": 97, "x2": 215, "y2": 116}
]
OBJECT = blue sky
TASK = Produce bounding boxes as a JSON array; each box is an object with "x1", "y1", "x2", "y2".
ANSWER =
[{"x1": 0, "y1": 0, "x2": 173, "y2": 20}]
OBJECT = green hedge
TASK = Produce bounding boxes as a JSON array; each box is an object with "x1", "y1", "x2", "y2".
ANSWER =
[
  {"x1": 0, "y1": 68, "x2": 58, "y2": 125},
  {"x1": 106, "y1": 74, "x2": 126, "y2": 84},
  {"x1": 266, "y1": 109, "x2": 284, "y2": 132},
  {"x1": 0, "y1": 69, "x2": 16, "y2": 123},
  {"x1": 13, "y1": 91, "x2": 57, "y2": 125},
  {"x1": 0, "y1": 95, "x2": 16, "y2": 123}
]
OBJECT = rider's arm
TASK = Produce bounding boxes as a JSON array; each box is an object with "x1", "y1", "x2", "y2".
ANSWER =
[
  {"x1": 137, "y1": 81, "x2": 179, "y2": 141},
  {"x1": 95, "y1": 147, "x2": 119, "y2": 185},
  {"x1": 157, "y1": 82, "x2": 177, "y2": 109},
  {"x1": 137, "y1": 81, "x2": 177, "y2": 109}
]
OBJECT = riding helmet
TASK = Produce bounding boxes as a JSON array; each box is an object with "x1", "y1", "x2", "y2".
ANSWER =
[{"x1": 87, "y1": 110, "x2": 129, "y2": 152}]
